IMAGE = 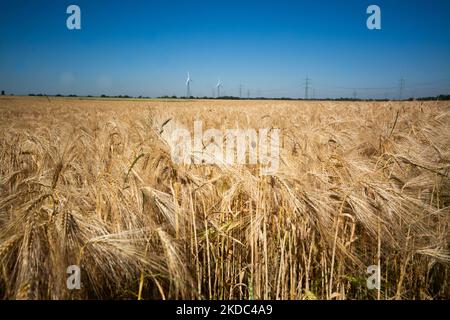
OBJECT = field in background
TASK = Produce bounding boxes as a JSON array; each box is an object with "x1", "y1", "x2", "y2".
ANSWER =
[{"x1": 0, "y1": 96, "x2": 449, "y2": 299}]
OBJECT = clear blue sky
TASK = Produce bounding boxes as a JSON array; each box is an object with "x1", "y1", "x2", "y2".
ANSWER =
[{"x1": 0, "y1": 0, "x2": 449, "y2": 98}]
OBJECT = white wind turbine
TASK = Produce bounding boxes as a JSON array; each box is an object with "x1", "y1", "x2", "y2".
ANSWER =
[
  {"x1": 186, "y1": 72, "x2": 192, "y2": 98},
  {"x1": 216, "y1": 78, "x2": 223, "y2": 98}
]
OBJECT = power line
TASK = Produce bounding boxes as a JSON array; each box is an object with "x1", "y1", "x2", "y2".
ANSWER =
[
  {"x1": 318, "y1": 84, "x2": 397, "y2": 90},
  {"x1": 315, "y1": 77, "x2": 450, "y2": 92},
  {"x1": 197, "y1": 76, "x2": 448, "y2": 99},
  {"x1": 407, "y1": 77, "x2": 450, "y2": 88}
]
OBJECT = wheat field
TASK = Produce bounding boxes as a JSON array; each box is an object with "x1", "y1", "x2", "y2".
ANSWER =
[{"x1": 0, "y1": 96, "x2": 449, "y2": 300}]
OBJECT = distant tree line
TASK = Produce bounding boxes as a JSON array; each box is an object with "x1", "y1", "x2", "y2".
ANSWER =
[
  {"x1": 412, "y1": 94, "x2": 450, "y2": 101},
  {"x1": 157, "y1": 95, "x2": 450, "y2": 101},
  {"x1": 13, "y1": 92, "x2": 450, "y2": 101}
]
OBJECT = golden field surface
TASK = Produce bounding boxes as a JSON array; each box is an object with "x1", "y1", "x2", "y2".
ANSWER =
[{"x1": 0, "y1": 96, "x2": 449, "y2": 299}]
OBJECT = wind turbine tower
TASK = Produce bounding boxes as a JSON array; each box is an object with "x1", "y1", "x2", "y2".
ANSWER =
[
  {"x1": 186, "y1": 72, "x2": 192, "y2": 98},
  {"x1": 399, "y1": 77, "x2": 405, "y2": 100},
  {"x1": 216, "y1": 78, "x2": 223, "y2": 98}
]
